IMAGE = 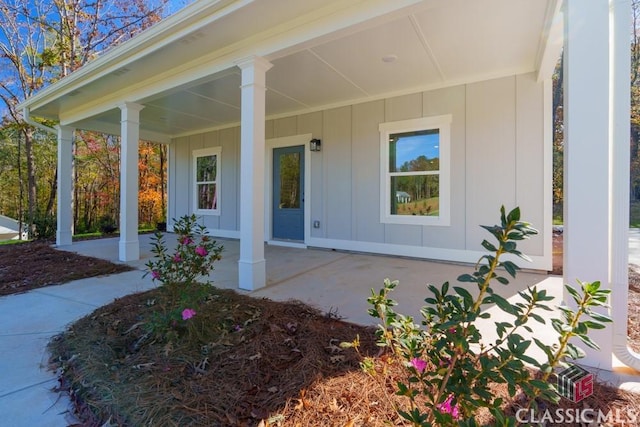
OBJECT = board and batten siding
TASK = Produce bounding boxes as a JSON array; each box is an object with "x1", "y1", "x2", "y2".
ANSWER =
[
  {"x1": 168, "y1": 128, "x2": 240, "y2": 238},
  {"x1": 168, "y1": 72, "x2": 550, "y2": 269}
]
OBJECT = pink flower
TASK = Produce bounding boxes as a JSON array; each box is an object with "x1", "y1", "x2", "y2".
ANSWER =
[
  {"x1": 151, "y1": 270, "x2": 160, "y2": 280},
  {"x1": 195, "y1": 246, "x2": 207, "y2": 257},
  {"x1": 180, "y1": 236, "x2": 193, "y2": 245},
  {"x1": 181, "y1": 308, "x2": 197, "y2": 320},
  {"x1": 451, "y1": 404, "x2": 460, "y2": 419},
  {"x1": 437, "y1": 395, "x2": 461, "y2": 420},
  {"x1": 173, "y1": 254, "x2": 182, "y2": 263},
  {"x1": 410, "y1": 358, "x2": 427, "y2": 373}
]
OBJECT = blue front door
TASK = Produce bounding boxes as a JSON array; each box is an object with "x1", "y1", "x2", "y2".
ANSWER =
[{"x1": 273, "y1": 145, "x2": 304, "y2": 241}]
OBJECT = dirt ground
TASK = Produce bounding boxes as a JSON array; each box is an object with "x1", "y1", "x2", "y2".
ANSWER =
[{"x1": 0, "y1": 241, "x2": 132, "y2": 296}]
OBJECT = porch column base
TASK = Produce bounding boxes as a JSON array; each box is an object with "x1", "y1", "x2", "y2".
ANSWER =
[
  {"x1": 119, "y1": 239, "x2": 140, "y2": 262},
  {"x1": 56, "y1": 230, "x2": 72, "y2": 246},
  {"x1": 238, "y1": 259, "x2": 266, "y2": 291}
]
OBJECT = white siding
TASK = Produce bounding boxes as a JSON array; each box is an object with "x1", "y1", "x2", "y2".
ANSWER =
[
  {"x1": 170, "y1": 72, "x2": 550, "y2": 269},
  {"x1": 169, "y1": 136, "x2": 190, "y2": 227},
  {"x1": 324, "y1": 106, "x2": 352, "y2": 240},
  {"x1": 422, "y1": 85, "x2": 467, "y2": 249},
  {"x1": 352, "y1": 100, "x2": 385, "y2": 243},
  {"x1": 219, "y1": 127, "x2": 239, "y2": 232},
  {"x1": 466, "y1": 76, "x2": 517, "y2": 251},
  {"x1": 297, "y1": 112, "x2": 325, "y2": 238},
  {"x1": 515, "y1": 73, "x2": 545, "y2": 256}
]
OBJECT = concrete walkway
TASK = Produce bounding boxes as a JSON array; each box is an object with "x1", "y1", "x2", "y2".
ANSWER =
[{"x1": 0, "y1": 232, "x2": 637, "y2": 425}]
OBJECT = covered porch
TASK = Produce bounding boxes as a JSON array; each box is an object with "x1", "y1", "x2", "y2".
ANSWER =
[
  {"x1": 17, "y1": 0, "x2": 638, "y2": 372},
  {"x1": 61, "y1": 232, "x2": 558, "y2": 337}
]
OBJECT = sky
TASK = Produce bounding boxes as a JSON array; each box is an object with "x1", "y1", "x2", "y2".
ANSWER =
[
  {"x1": 395, "y1": 132, "x2": 439, "y2": 167},
  {"x1": 0, "y1": 0, "x2": 194, "y2": 121}
]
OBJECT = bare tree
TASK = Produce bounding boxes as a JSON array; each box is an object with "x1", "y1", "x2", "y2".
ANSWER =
[{"x1": 0, "y1": 0, "x2": 181, "y2": 237}]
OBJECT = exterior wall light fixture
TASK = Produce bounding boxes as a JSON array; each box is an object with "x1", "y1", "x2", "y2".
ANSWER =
[{"x1": 310, "y1": 138, "x2": 322, "y2": 152}]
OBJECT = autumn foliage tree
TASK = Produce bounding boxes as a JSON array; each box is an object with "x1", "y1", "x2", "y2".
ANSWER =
[
  {"x1": 553, "y1": 2, "x2": 639, "y2": 222},
  {"x1": 0, "y1": 0, "x2": 184, "y2": 237},
  {"x1": 70, "y1": 134, "x2": 166, "y2": 234}
]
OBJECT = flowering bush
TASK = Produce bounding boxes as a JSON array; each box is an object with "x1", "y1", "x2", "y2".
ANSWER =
[
  {"x1": 145, "y1": 215, "x2": 223, "y2": 287},
  {"x1": 345, "y1": 206, "x2": 611, "y2": 426},
  {"x1": 144, "y1": 214, "x2": 223, "y2": 341},
  {"x1": 181, "y1": 308, "x2": 197, "y2": 320}
]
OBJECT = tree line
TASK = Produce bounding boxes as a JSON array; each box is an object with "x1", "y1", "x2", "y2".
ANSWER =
[
  {"x1": 551, "y1": 1, "x2": 640, "y2": 222},
  {"x1": 0, "y1": 0, "x2": 188, "y2": 238}
]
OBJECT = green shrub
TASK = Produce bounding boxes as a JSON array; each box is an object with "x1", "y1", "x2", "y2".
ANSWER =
[
  {"x1": 98, "y1": 215, "x2": 117, "y2": 234},
  {"x1": 345, "y1": 206, "x2": 611, "y2": 426},
  {"x1": 144, "y1": 214, "x2": 224, "y2": 342},
  {"x1": 31, "y1": 212, "x2": 56, "y2": 240}
]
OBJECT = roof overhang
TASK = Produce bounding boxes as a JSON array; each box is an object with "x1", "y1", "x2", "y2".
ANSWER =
[{"x1": 19, "y1": 0, "x2": 562, "y2": 140}]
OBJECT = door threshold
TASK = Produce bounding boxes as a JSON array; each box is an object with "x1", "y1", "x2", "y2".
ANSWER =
[{"x1": 267, "y1": 239, "x2": 307, "y2": 249}]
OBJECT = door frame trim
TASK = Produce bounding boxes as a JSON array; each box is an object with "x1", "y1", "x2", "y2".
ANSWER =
[{"x1": 264, "y1": 133, "x2": 311, "y2": 247}]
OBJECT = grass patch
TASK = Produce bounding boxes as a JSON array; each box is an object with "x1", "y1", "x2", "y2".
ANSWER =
[
  {"x1": 73, "y1": 228, "x2": 157, "y2": 241},
  {"x1": 395, "y1": 196, "x2": 439, "y2": 216},
  {"x1": 631, "y1": 200, "x2": 640, "y2": 228},
  {"x1": 556, "y1": 200, "x2": 640, "y2": 227},
  {"x1": 0, "y1": 239, "x2": 29, "y2": 246}
]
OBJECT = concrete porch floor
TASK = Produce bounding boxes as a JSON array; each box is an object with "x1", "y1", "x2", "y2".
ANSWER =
[{"x1": 60, "y1": 233, "x2": 557, "y2": 326}]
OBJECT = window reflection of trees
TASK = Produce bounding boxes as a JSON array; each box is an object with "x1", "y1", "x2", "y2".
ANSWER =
[
  {"x1": 279, "y1": 153, "x2": 300, "y2": 209},
  {"x1": 196, "y1": 155, "x2": 217, "y2": 210},
  {"x1": 389, "y1": 131, "x2": 440, "y2": 216}
]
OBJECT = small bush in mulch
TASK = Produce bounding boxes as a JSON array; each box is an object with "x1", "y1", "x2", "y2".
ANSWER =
[
  {"x1": 48, "y1": 284, "x2": 640, "y2": 427},
  {"x1": 0, "y1": 241, "x2": 132, "y2": 296},
  {"x1": 48, "y1": 286, "x2": 385, "y2": 426}
]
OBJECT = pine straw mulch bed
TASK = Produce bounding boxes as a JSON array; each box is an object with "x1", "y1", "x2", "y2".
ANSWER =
[
  {"x1": 0, "y1": 241, "x2": 132, "y2": 296},
  {"x1": 49, "y1": 278, "x2": 640, "y2": 427}
]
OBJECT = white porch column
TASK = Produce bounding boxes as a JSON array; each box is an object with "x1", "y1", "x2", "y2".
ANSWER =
[
  {"x1": 610, "y1": 0, "x2": 640, "y2": 370},
  {"x1": 236, "y1": 56, "x2": 272, "y2": 291},
  {"x1": 563, "y1": 0, "x2": 611, "y2": 369},
  {"x1": 56, "y1": 125, "x2": 74, "y2": 246},
  {"x1": 118, "y1": 102, "x2": 144, "y2": 262}
]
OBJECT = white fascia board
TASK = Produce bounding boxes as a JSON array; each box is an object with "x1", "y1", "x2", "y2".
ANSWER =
[
  {"x1": 19, "y1": 0, "x2": 251, "y2": 112},
  {"x1": 52, "y1": 0, "x2": 424, "y2": 127},
  {"x1": 535, "y1": 0, "x2": 564, "y2": 82}
]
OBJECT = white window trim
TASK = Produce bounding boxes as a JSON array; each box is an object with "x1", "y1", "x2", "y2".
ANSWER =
[
  {"x1": 379, "y1": 115, "x2": 451, "y2": 226},
  {"x1": 192, "y1": 147, "x2": 221, "y2": 216}
]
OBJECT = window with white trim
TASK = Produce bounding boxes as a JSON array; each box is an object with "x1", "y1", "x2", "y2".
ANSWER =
[
  {"x1": 193, "y1": 147, "x2": 221, "y2": 215},
  {"x1": 379, "y1": 115, "x2": 451, "y2": 226}
]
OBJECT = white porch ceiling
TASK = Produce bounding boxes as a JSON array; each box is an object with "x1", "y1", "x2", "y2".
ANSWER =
[{"x1": 24, "y1": 0, "x2": 560, "y2": 140}]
